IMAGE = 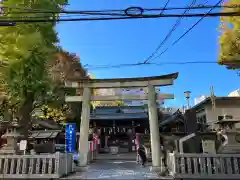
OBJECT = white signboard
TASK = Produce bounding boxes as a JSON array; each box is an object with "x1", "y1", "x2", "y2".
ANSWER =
[
  {"x1": 202, "y1": 140, "x2": 216, "y2": 153},
  {"x1": 19, "y1": 140, "x2": 27, "y2": 151}
]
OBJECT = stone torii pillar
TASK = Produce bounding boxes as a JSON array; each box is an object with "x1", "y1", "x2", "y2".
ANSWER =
[
  {"x1": 78, "y1": 87, "x2": 91, "y2": 167},
  {"x1": 147, "y1": 84, "x2": 163, "y2": 172}
]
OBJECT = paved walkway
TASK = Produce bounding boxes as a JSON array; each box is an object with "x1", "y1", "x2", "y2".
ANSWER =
[
  {"x1": 63, "y1": 160, "x2": 173, "y2": 179},
  {"x1": 95, "y1": 152, "x2": 152, "y2": 162}
]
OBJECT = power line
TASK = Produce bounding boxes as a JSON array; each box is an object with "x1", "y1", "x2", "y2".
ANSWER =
[
  {"x1": 159, "y1": 0, "x2": 171, "y2": 15},
  {"x1": 0, "y1": 11, "x2": 239, "y2": 23},
  {"x1": 149, "y1": 0, "x2": 224, "y2": 63},
  {"x1": 143, "y1": 0, "x2": 198, "y2": 64},
  {"x1": 0, "y1": 3, "x2": 238, "y2": 22},
  {"x1": 1, "y1": 4, "x2": 239, "y2": 15},
  {"x1": 84, "y1": 61, "x2": 218, "y2": 70}
]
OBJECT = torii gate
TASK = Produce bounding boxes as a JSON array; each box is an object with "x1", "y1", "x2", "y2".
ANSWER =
[{"x1": 65, "y1": 72, "x2": 178, "y2": 172}]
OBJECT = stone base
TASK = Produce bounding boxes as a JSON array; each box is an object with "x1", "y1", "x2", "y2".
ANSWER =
[
  {"x1": 0, "y1": 147, "x2": 17, "y2": 155},
  {"x1": 150, "y1": 166, "x2": 165, "y2": 173},
  {"x1": 104, "y1": 147, "x2": 109, "y2": 153},
  {"x1": 78, "y1": 152, "x2": 89, "y2": 166}
]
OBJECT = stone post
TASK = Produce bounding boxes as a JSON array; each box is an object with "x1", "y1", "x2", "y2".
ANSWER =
[
  {"x1": 147, "y1": 84, "x2": 163, "y2": 172},
  {"x1": 78, "y1": 87, "x2": 91, "y2": 167}
]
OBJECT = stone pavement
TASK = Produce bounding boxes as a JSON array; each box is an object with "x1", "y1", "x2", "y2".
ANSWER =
[{"x1": 62, "y1": 160, "x2": 173, "y2": 179}]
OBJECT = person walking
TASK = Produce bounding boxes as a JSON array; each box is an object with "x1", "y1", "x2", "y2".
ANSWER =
[
  {"x1": 135, "y1": 124, "x2": 144, "y2": 163},
  {"x1": 135, "y1": 132, "x2": 140, "y2": 163},
  {"x1": 138, "y1": 144, "x2": 147, "y2": 167}
]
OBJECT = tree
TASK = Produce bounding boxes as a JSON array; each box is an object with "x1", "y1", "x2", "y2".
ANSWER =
[
  {"x1": 37, "y1": 104, "x2": 70, "y2": 125},
  {"x1": 49, "y1": 50, "x2": 89, "y2": 130},
  {"x1": 218, "y1": 0, "x2": 240, "y2": 69},
  {"x1": 0, "y1": 0, "x2": 68, "y2": 138}
]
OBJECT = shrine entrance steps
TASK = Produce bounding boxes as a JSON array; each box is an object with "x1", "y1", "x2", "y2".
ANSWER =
[{"x1": 61, "y1": 160, "x2": 173, "y2": 179}]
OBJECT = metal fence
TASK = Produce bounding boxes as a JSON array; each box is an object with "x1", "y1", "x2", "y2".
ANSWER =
[
  {"x1": 0, "y1": 152, "x2": 73, "y2": 179},
  {"x1": 167, "y1": 152, "x2": 240, "y2": 179}
]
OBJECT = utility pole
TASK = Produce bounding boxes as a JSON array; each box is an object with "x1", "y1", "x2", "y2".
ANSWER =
[{"x1": 210, "y1": 86, "x2": 216, "y2": 130}]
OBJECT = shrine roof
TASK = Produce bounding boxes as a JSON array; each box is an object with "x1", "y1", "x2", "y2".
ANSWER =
[
  {"x1": 90, "y1": 112, "x2": 148, "y2": 120},
  {"x1": 29, "y1": 130, "x2": 61, "y2": 139},
  {"x1": 93, "y1": 106, "x2": 146, "y2": 114},
  {"x1": 32, "y1": 118, "x2": 62, "y2": 130},
  {"x1": 159, "y1": 110, "x2": 184, "y2": 127}
]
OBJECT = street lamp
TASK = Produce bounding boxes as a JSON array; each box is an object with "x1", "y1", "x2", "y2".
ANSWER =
[{"x1": 184, "y1": 91, "x2": 191, "y2": 109}]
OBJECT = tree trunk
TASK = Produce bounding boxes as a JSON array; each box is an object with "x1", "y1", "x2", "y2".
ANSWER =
[{"x1": 20, "y1": 93, "x2": 34, "y2": 140}]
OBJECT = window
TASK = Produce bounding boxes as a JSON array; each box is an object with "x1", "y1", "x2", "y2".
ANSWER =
[
  {"x1": 197, "y1": 114, "x2": 207, "y2": 124},
  {"x1": 202, "y1": 115, "x2": 207, "y2": 124}
]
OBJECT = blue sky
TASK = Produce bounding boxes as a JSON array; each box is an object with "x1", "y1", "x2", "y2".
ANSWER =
[{"x1": 57, "y1": 0, "x2": 239, "y2": 107}]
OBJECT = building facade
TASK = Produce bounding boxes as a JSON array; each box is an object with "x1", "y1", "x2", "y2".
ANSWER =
[{"x1": 192, "y1": 97, "x2": 240, "y2": 130}]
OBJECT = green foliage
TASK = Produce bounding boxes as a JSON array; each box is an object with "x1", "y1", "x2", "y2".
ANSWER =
[
  {"x1": 0, "y1": 0, "x2": 68, "y2": 106},
  {"x1": 0, "y1": 0, "x2": 68, "y2": 131},
  {"x1": 218, "y1": 0, "x2": 240, "y2": 68}
]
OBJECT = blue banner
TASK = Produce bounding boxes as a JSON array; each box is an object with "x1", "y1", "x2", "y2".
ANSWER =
[{"x1": 65, "y1": 123, "x2": 76, "y2": 153}]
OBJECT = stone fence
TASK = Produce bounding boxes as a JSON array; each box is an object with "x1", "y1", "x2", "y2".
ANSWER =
[
  {"x1": 0, "y1": 152, "x2": 73, "y2": 179},
  {"x1": 167, "y1": 152, "x2": 240, "y2": 179}
]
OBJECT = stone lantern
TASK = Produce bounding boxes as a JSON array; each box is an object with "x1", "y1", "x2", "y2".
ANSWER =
[
  {"x1": 215, "y1": 116, "x2": 240, "y2": 153},
  {"x1": 0, "y1": 118, "x2": 23, "y2": 154}
]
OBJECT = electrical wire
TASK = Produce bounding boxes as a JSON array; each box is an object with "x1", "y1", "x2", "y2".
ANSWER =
[
  {"x1": 159, "y1": 0, "x2": 171, "y2": 15},
  {"x1": 1, "y1": 4, "x2": 239, "y2": 15},
  {"x1": 0, "y1": 11, "x2": 239, "y2": 23},
  {"x1": 148, "y1": 0, "x2": 224, "y2": 63},
  {"x1": 84, "y1": 61, "x2": 218, "y2": 70},
  {"x1": 143, "y1": 0, "x2": 199, "y2": 64},
  {"x1": 0, "y1": 3, "x2": 239, "y2": 21}
]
